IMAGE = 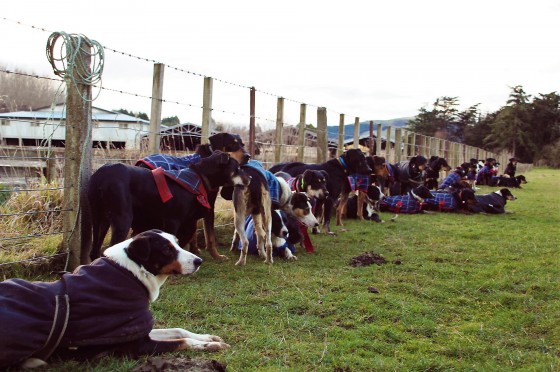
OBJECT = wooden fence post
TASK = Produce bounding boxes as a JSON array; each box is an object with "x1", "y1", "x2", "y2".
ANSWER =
[
  {"x1": 337, "y1": 113, "x2": 345, "y2": 157},
  {"x1": 274, "y1": 97, "x2": 284, "y2": 163},
  {"x1": 61, "y1": 36, "x2": 93, "y2": 269},
  {"x1": 201, "y1": 76, "x2": 213, "y2": 144},
  {"x1": 410, "y1": 132, "x2": 416, "y2": 156},
  {"x1": 402, "y1": 130, "x2": 409, "y2": 159},
  {"x1": 376, "y1": 123, "x2": 382, "y2": 156},
  {"x1": 317, "y1": 107, "x2": 328, "y2": 163},
  {"x1": 149, "y1": 63, "x2": 164, "y2": 153},
  {"x1": 385, "y1": 126, "x2": 392, "y2": 162},
  {"x1": 353, "y1": 117, "x2": 360, "y2": 150},
  {"x1": 395, "y1": 128, "x2": 402, "y2": 163},
  {"x1": 249, "y1": 87, "x2": 256, "y2": 158},
  {"x1": 369, "y1": 120, "x2": 374, "y2": 155},
  {"x1": 297, "y1": 103, "x2": 306, "y2": 161}
]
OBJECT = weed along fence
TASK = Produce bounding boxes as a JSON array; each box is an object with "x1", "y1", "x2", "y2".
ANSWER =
[{"x1": 0, "y1": 27, "x2": 512, "y2": 274}]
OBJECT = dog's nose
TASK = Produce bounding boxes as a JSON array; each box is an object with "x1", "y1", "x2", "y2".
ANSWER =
[
  {"x1": 324, "y1": 191, "x2": 330, "y2": 197},
  {"x1": 193, "y1": 257, "x2": 203, "y2": 267},
  {"x1": 314, "y1": 222, "x2": 319, "y2": 227}
]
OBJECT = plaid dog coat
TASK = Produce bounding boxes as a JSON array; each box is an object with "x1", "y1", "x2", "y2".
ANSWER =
[
  {"x1": 380, "y1": 192, "x2": 425, "y2": 213},
  {"x1": 348, "y1": 174, "x2": 369, "y2": 193},
  {"x1": 438, "y1": 172, "x2": 463, "y2": 190},
  {"x1": 135, "y1": 154, "x2": 210, "y2": 208},
  {"x1": 424, "y1": 192, "x2": 458, "y2": 211},
  {"x1": 0, "y1": 258, "x2": 153, "y2": 369}
]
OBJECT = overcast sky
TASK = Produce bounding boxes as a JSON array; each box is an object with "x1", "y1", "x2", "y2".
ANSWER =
[{"x1": 1, "y1": 0, "x2": 559, "y2": 129}]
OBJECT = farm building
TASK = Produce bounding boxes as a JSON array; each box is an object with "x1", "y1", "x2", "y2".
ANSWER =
[{"x1": 0, "y1": 104, "x2": 149, "y2": 149}]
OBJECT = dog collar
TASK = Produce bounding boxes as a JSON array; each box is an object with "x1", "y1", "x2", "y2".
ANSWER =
[
  {"x1": 299, "y1": 178, "x2": 305, "y2": 192},
  {"x1": 338, "y1": 156, "x2": 349, "y2": 173}
]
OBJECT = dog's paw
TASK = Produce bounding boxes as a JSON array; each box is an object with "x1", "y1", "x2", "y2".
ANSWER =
[
  {"x1": 204, "y1": 341, "x2": 231, "y2": 352},
  {"x1": 235, "y1": 258, "x2": 246, "y2": 266},
  {"x1": 287, "y1": 255, "x2": 298, "y2": 261},
  {"x1": 21, "y1": 358, "x2": 48, "y2": 369}
]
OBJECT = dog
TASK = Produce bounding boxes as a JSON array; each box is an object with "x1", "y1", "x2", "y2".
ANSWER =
[
  {"x1": 468, "y1": 188, "x2": 517, "y2": 214},
  {"x1": 135, "y1": 132, "x2": 250, "y2": 260},
  {"x1": 343, "y1": 184, "x2": 385, "y2": 223},
  {"x1": 489, "y1": 175, "x2": 527, "y2": 188},
  {"x1": 275, "y1": 169, "x2": 329, "y2": 200},
  {"x1": 388, "y1": 155, "x2": 429, "y2": 195},
  {"x1": 424, "y1": 188, "x2": 477, "y2": 213},
  {"x1": 379, "y1": 185, "x2": 435, "y2": 220},
  {"x1": 269, "y1": 148, "x2": 371, "y2": 234},
  {"x1": 424, "y1": 156, "x2": 452, "y2": 190},
  {"x1": 227, "y1": 161, "x2": 318, "y2": 266},
  {"x1": 438, "y1": 167, "x2": 466, "y2": 190},
  {"x1": 88, "y1": 151, "x2": 250, "y2": 261},
  {"x1": 353, "y1": 155, "x2": 389, "y2": 220},
  {"x1": 236, "y1": 210, "x2": 303, "y2": 261},
  {"x1": 0, "y1": 230, "x2": 229, "y2": 369}
]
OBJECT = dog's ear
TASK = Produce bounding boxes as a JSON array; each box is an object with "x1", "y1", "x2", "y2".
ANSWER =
[
  {"x1": 125, "y1": 234, "x2": 152, "y2": 263},
  {"x1": 209, "y1": 132, "x2": 225, "y2": 150},
  {"x1": 216, "y1": 151, "x2": 231, "y2": 164},
  {"x1": 319, "y1": 170, "x2": 329, "y2": 181}
]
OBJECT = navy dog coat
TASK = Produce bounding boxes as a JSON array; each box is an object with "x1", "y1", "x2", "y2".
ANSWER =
[{"x1": 0, "y1": 258, "x2": 153, "y2": 369}]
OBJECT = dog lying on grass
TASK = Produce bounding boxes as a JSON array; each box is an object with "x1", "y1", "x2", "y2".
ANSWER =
[{"x1": 0, "y1": 230, "x2": 229, "y2": 370}]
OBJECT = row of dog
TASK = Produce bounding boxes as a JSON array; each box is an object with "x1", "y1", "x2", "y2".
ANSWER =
[{"x1": 1, "y1": 132, "x2": 521, "y2": 368}]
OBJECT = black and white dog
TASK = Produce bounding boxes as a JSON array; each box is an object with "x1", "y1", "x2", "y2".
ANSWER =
[
  {"x1": 0, "y1": 230, "x2": 228, "y2": 370},
  {"x1": 343, "y1": 184, "x2": 385, "y2": 223},
  {"x1": 468, "y1": 188, "x2": 517, "y2": 214}
]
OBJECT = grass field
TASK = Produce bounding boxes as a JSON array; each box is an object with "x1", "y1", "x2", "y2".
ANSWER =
[{"x1": 18, "y1": 168, "x2": 560, "y2": 370}]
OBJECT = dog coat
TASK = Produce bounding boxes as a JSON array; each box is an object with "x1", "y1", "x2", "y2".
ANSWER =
[
  {"x1": 245, "y1": 160, "x2": 281, "y2": 206},
  {"x1": 238, "y1": 215, "x2": 296, "y2": 256},
  {"x1": 348, "y1": 174, "x2": 369, "y2": 193},
  {"x1": 470, "y1": 192, "x2": 508, "y2": 214},
  {"x1": 380, "y1": 193, "x2": 425, "y2": 213},
  {"x1": 0, "y1": 258, "x2": 153, "y2": 369},
  {"x1": 135, "y1": 154, "x2": 210, "y2": 208},
  {"x1": 438, "y1": 172, "x2": 463, "y2": 190},
  {"x1": 424, "y1": 192, "x2": 458, "y2": 211}
]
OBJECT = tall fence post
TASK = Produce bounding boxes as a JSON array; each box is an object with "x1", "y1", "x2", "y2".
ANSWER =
[
  {"x1": 402, "y1": 130, "x2": 409, "y2": 159},
  {"x1": 353, "y1": 117, "x2": 360, "y2": 150},
  {"x1": 317, "y1": 107, "x2": 328, "y2": 163},
  {"x1": 249, "y1": 87, "x2": 256, "y2": 158},
  {"x1": 274, "y1": 97, "x2": 284, "y2": 163},
  {"x1": 297, "y1": 103, "x2": 306, "y2": 161},
  {"x1": 385, "y1": 126, "x2": 392, "y2": 162},
  {"x1": 395, "y1": 128, "x2": 402, "y2": 163},
  {"x1": 337, "y1": 113, "x2": 345, "y2": 157},
  {"x1": 149, "y1": 63, "x2": 164, "y2": 153},
  {"x1": 369, "y1": 120, "x2": 374, "y2": 155},
  {"x1": 410, "y1": 132, "x2": 416, "y2": 155},
  {"x1": 61, "y1": 36, "x2": 93, "y2": 269},
  {"x1": 376, "y1": 124, "x2": 382, "y2": 156},
  {"x1": 201, "y1": 77, "x2": 213, "y2": 145}
]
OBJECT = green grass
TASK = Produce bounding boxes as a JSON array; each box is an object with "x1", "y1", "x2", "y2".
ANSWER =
[{"x1": 28, "y1": 169, "x2": 560, "y2": 370}]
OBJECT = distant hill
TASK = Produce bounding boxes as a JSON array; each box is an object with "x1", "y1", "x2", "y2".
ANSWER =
[{"x1": 327, "y1": 117, "x2": 413, "y2": 141}]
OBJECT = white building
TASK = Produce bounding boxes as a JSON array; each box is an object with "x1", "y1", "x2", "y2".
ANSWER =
[{"x1": 0, "y1": 104, "x2": 150, "y2": 149}]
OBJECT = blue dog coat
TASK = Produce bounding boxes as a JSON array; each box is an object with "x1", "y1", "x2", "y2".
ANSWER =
[{"x1": 0, "y1": 258, "x2": 153, "y2": 369}]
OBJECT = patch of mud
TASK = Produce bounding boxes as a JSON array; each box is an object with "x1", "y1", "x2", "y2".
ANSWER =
[
  {"x1": 132, "y1": 357, "x2": 226, "y2": 372},
  {"x1": 349, "y1": 252, "x2": 387, "y2": 267}
]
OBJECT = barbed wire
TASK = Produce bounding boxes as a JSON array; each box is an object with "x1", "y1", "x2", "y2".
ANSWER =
[{"x1": 0, "y1": 252, "x2": 67, "y2": 267}]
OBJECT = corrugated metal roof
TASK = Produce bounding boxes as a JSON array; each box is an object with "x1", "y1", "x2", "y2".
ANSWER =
[{"x1": 0, "y1": 110, "x2": 149, "y2": 123}]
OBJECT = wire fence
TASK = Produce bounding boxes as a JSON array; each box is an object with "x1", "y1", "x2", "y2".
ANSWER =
[{"x1": 0, "y1": 17, "x2": 513, "y2": 274}]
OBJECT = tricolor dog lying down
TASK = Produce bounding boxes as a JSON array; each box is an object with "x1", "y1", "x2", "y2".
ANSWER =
[{"x1": 0, "y1": 230, "x2": 228, "y2": 370}]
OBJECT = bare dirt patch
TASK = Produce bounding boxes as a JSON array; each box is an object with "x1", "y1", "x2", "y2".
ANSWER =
[
  {"x1": 132, "y1": 357, "x2": 226, "y2": 372},
  {"x1": 349, "y1": 252, "x2": 387, "y2": 267}
]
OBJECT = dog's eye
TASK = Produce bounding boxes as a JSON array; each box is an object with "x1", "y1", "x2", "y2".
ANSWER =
[{"x1": 304, "y1": 209, "x2": 310, "y2": 215}]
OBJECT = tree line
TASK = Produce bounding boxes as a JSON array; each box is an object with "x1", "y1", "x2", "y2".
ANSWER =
[{"x1": 407, "y1": 86, "x2": 560, "y2": 166}]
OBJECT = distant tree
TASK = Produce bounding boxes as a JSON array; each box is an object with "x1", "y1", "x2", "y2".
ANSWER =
[
  {"x1": 0, "y1": 66, "x2": 63, "y2": 112},
  {"x1": 407, "y1": 96, "x2": 459, "y2": 139},
  {"x1": 485, "y1": 86, "x2": 532, "y2": 160},
  {"x1": 162, "y1": 116, "x2": 180, "y2": 126},
  {"x1": 529, "y1": 92, "x2": 560, "y2": 162},
  {"x1": 115, "y1": 108, "x2": 149, "y2": 120}
]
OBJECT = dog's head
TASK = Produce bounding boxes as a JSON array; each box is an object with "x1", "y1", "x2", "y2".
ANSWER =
[
  {"x1": 410, "y1": 155, "x2": 428, "y2": 171},
  {"x1": 209, "y1": 132, "x2": 250, "y2": 165},
  {"x1": 193, "y1": 151, "x2": 251, "y2": 188},
  {"x1": 289, "y1": 192, "x2": 319, "y2": 228},
  {"x1": 411, "y1": 185, "x2": 435, "y2": 200},
  {"x1": 271, "y1": 210, "x2": 289, "y2": 240},
  {"x1": 366, "y1": 155, "x2": 389, "y2": 177},
  {"x1": 105, "y1": 229, "x2": 203, "y2": 277},
  {"x1": 516, "y1": 175, "x2": 528, "y2": 184},
  {"x1": 341, "y1": 149, "x2": 371, "y2": 174},
  {"x1": 301, "y1": 170, "x2": 329, "y2": 199},
  {"x1": 456, "y1": 188, "x2": 477, "y2": 208},
  {"x1": 430, "y1": 156, "x2": 451, "y2": 172},
  {"x1": 498, "y1": 188, "x2": 517, "y2": 201}
]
